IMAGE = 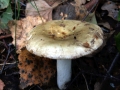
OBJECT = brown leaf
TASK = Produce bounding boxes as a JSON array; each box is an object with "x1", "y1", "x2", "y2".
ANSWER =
[
  {"x1": 74, "y1": 0, "x2": 86, "y2": 6},
  {"x1": 25, "y1": 0, "x2": 52, "y2": 20},
  {"x1": 0, "y1": 79, "x2": 5, "y2": 90},
  {"x1": 70, "y1": 0, "x2": 88, "y2": 20},
  {"x1": 45, "y1": 0, "x2": 67, "y2": 6},
  {"x1": 25, "y1": 0, "x2": 62, "y2": 21},
  {"x1": 53, "y1": 3, "x2": 76, "y2": 20},
  {"x1": 9, "y1": 16, "x2": 46, "y2": 53},
  {"x1": 84, "y1": 0, "x2": 98, "y2": 11},
  {"x1": 18, "y1": 48, "x2": 56, "y2": 89},
  {"x1": 44, "y1": 0, "x2": 58, "y2": 6}
]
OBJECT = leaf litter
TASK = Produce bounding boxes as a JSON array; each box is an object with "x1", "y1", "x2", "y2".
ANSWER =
[{"x1": 18, "y1": 48, "x2": 56, "y2": 89}]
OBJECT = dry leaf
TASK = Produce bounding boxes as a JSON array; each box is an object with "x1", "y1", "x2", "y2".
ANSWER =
[
  {"x1": 0, "y1": 79, "x2": 5, "y2": 90},
  {"x1": 98, "y1": 22, "x2": 111, "y2": 30},
  {"x1": 0, "y1": 29, "x2": 10, "y2": 35},
  {"x1": 74, "y1": 0, "x2": 86, "y2": 6},
  {"x1": 72, "y1": 4, "x2": 88, "y2": 20},
  {"x1": 70, "y1": 0, "x2": 88, "y2": 20},
  {"x1": 18, "y1": 48, "x2": 56, "y2": 89},
  {"x1": 9, "y1": 16, "x2": 46, "y2": 53},
  {"x1": 25, "y1": 0, "x2": 51, "y2": 20},
  {"x1": 53, "y1": 2, "x2": 88, "y2": 20},
  {"x1": 101, "y1": 1, "x2": 118, "y2": 19},
  {"x1": 44, "y1": 0, "x2": 58, "y2": 6},
  {"x1": 25, "y1": 0, "x2": 62, "y2": 21},
  {"x1": 53, "y1": 3, "x2": 76, "y2": 20},
  {"x1": 45, "y1": 0, "x2": 67, "y2": 6}
]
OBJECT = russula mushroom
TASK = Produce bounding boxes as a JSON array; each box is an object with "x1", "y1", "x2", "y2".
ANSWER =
[{"x1": 26, "y1": 20, "x2": 104, "y2": 89}]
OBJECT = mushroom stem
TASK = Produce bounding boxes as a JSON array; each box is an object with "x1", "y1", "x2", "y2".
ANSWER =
[{"x1": 57, "y1": 59, "x2": 72, "y2": 89}]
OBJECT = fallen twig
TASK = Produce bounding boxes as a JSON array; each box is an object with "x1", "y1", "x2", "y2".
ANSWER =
[
  {"x1": 0, "y1": 34, "x2": 12, "y2": 39},
  {"x1": 0, "y1": 61, "x2": 16, "y2": 66},
  {"x1": 100, "y1": 52, "x2": 120, "y2": 90},
  {"x1": 0, "y1": 43, "x2": 15, "y2": 74},
  {"x1": 2, "y1": 39, "x2": 15, "y2": 61},
  {"x1": 5, "y1": 72, "x2": 19, "y2": 76}
]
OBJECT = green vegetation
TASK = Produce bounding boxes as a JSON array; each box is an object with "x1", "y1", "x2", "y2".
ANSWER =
[
  {"x1": 0, "y1": 0, "x2": 13, "y2": 29},
  {"x1": 115, "y1": 32, "x2": 120, "y2": 52}
]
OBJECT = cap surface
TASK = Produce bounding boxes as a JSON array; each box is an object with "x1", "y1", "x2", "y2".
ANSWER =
[{"x1": 26, "y1": 20, "x2": 104, "y2": 59}]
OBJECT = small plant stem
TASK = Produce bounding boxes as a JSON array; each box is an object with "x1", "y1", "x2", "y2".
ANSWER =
[
  {"x1": 85, "y1": 0, "x2": 98, "y2": 11},
  {"x1": 100, "y1": 52, "x2": 120, "y2": 90},
  {"x1": 0, "y1": 44, "x2": 14, "y2": 74},
  {"x1": 82, "y1": 0, "x2": 99, "y2": 21},
  {"x1": 82, "y1": 73, "x2": 89, "y2": 90},
  {"x1": 29, "y1": 0, "x2": 44, "y2": 23}
]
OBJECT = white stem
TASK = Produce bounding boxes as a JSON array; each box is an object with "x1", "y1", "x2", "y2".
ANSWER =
[{"x1": 57, "y1": 59, "x2": 72, "y2": 90}]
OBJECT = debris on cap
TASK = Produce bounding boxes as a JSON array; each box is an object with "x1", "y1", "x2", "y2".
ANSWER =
[
  {"x1": 9, "y1": 16, "x2": 46, "y2": 53},
  {"x1": 18, "y1": 48, "x2": 56, "y2": 89}
]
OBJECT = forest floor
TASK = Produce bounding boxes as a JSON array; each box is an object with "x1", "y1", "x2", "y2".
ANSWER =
[{"x1": 0, "y1": 0, "x2": 120, "y2": 90}]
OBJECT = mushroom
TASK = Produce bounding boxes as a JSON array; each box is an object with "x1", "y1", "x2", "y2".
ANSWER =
[{"x1": 26, "y1": 20, "x2": 104, "y2": 89}]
